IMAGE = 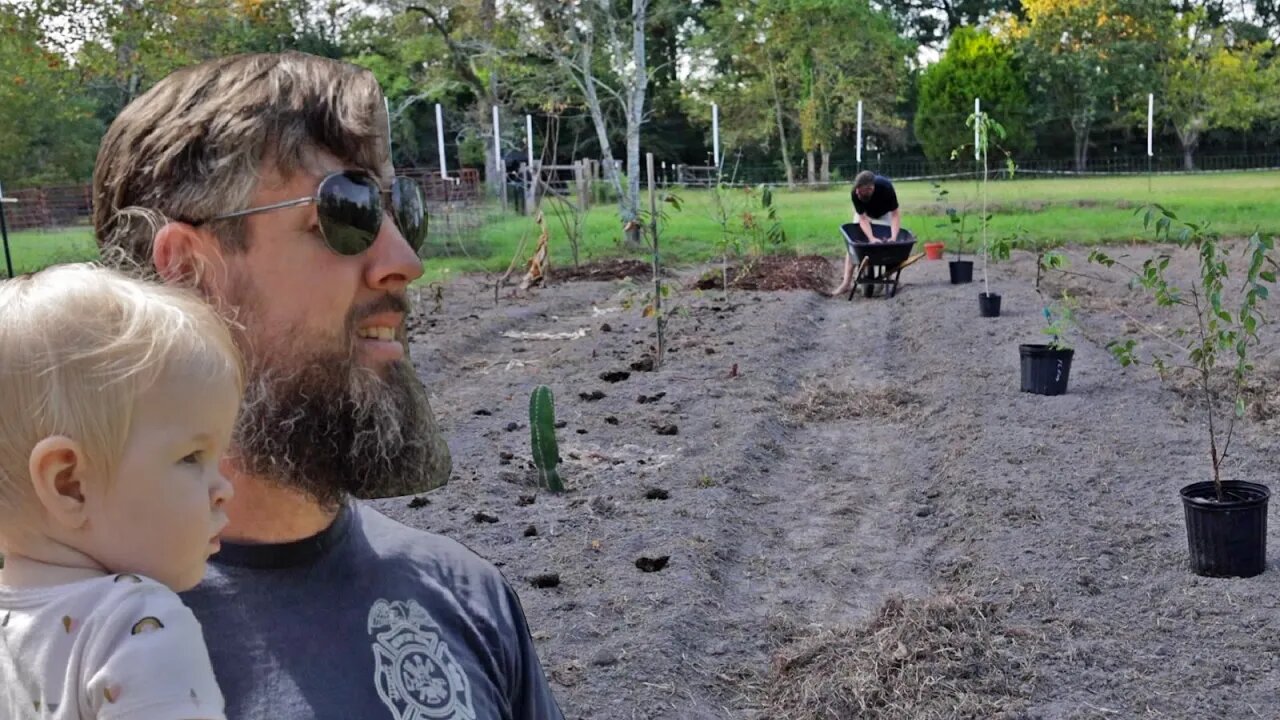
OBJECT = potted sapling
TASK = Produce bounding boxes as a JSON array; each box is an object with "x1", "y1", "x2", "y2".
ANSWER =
[
  {"x1": 967, "y1": 109, "x2": 1013, "y2": 317},
  {"x1": 1020, "y1": 290, "x2": 1077, "y2": 395},
  {"x1": 931, "y1": 181, "x2": 975, "y2": 284},
  {"x1": 1090, "y1": 205, "x2": 1276, "y2": 577}
]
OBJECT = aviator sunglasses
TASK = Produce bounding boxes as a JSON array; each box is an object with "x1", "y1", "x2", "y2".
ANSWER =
[{"x1": 196, "y1": 170, "x2": 428, "y2": 256}]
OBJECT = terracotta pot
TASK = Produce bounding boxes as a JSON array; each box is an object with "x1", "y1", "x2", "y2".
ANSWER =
[{"x1": 924, "y1": 242, "x2": 945, "y2": 260}]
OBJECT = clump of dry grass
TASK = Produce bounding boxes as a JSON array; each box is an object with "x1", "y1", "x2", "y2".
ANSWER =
[
  {"x1": 757, "y1": 594, "x2": 1036, "y2": 720},
  {"x1": 786, "y1": 380, "x2": 921, "y2": 423}
]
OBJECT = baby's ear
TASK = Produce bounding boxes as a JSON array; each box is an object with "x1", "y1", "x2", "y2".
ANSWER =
[{"x1": 28, "y1": 437, "x2": 91, "y2": 530}]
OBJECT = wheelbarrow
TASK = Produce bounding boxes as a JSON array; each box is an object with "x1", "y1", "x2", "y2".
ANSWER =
[{"x1": 840, "y1": 223, "x2": 922, "y2": 299}]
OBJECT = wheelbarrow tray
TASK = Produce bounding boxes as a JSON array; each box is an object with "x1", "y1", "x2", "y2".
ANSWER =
[{"x1": 839, "y1": 223, "x2": 918, "y2": 299}]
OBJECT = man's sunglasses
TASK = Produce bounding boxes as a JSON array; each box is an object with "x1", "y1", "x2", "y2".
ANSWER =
[{"x1": 196, "y1": 170, "x2": 428, "y2": 256}]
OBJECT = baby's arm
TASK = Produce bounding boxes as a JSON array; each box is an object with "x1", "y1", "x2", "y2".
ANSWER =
[{"x1": 81, "y1": 578, "x2": 225, "y2": 720}]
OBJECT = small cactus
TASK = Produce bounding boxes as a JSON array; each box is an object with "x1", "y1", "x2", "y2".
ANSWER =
[{"x1": 529, "y1": 385, "x2": 564, "y2": 492}]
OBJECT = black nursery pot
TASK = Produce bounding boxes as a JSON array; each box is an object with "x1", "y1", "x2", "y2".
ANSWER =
[
  {"x1": 1019, "y1": 344, "x2": 1073, "y2": 395},
  {"x1": 979, "y1": 292, "x2": 1002, "y2": 317},
  {"x1": 949, "y1": 260, "x2": 974, "y2": 284},
  {"x1": 1181, "y1": 480, "x2": 1270, "y2": 578}
]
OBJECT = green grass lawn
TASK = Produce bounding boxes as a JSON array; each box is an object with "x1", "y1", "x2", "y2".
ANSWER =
[
  {"x1": 3, "y1": 227, "x2": 99, "y2": 276},
  {"x1": 8, "y1": 171, "x2": 1280, "y2": 284},
  {"x1": 446, "y1": 170, "x2": 1280, "y2": 284}
]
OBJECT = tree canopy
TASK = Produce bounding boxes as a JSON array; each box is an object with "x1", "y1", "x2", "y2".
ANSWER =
[{"x1": 3, "y1": 0, "x2": 1279, "y2": 188}]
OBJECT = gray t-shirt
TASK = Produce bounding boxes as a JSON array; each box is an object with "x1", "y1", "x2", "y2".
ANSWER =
[{"x1": 180, "y1": 502, "x2": 564, "y2": 720}]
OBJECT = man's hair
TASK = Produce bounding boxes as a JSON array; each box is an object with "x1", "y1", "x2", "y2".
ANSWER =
[
  {"x1": 93, "y1": 51, "x2": 390, "y2": 272},
  {"x1": 854, "y1": 170, "x2": 877, "y2": 189},
  {"x1": 0, "y1": 264, "x2": 244, "y2": 529}
]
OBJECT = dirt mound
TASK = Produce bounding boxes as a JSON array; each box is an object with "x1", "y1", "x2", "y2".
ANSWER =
[
  {"x1": 758, "y1": 594, "x2": 1035, "y2": 720},
  {"x1": 787, "y1": 379, "x2": 922, "y2": 423},
  {"x1": 552, "y1": 258, "x2": 657, "y2": 282},
  {"x1": 692, "y1": 255, "x2": 835, "y2": 292}
]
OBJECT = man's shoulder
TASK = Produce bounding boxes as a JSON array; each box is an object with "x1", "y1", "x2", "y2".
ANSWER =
[
  {"x1": 354, "y1": 502, "x2": 506, "y2": 582},
  {"x1": 875, "y1": 175, "x2": 896, "y2": 190}
]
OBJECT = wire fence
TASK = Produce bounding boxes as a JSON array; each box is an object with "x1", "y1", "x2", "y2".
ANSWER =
[
  {"x1": 3, "y1": 168, "x2": 490, "y2": 234},
  {"x1": 709, "y1": 152, "x2": 1280, "y2": 187}
]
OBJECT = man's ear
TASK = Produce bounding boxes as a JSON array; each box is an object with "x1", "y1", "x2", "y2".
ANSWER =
[
  {"x1": 28, "y1": 437, "x2": 93, "y2": 531},
  {"x1": 153, "y1": 221, "x2": 225, "y2": 291}
]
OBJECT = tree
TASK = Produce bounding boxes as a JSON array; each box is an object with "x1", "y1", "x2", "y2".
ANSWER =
[
  {"x1": 523, "y1": 0, "x2": 656, "y2": 248},
  {"x1": 0, "y1": 5, "x2": 101, "y2": 186},
  {"x1": 697, "y1": 0, "x2": 912, "y2": 187},
  {"x1": 1160, "y1": 13, "x2": 1280, "y2": 169},
  {"x1": 696, "y1": 0, "x2": 801, "y2": 186},
  {"x1": 915, "y1": 26, "x2": 1031, "y2": 163},
  {"x1": 1013, "y1": 0, "x2": 1173, "y2": 171},
  {"x1": 884, "y1": 0, "x2": 1023, "y2": 48},
  {"x1": 393, "y1": 1, "x2": 513, "y2": 193},
  {"x1": 784, "y1": 0, "x2": 912, "y2": 184}
]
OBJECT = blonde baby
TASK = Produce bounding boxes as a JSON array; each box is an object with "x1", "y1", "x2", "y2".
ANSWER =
[{"x1": 0, "y1": 263, "x2": 242, "y2": 719}]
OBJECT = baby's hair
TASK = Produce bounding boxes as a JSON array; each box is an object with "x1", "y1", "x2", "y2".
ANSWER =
[{"x1": 0, "y1": 263, "x2": 244, "y2": 527}]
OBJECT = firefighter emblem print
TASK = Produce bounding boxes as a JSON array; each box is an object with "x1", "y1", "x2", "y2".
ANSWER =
[{"x1": 368, "y1": 599, "x2": 476, "y2": 719}]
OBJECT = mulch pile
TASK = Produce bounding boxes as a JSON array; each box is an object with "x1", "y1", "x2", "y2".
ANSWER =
[
  {"x1": 552, "y1": 259, "x2": 659, "y2": 282},
  {"x1": 692, "y1": 255, "x2": 835, "y2": 293}
]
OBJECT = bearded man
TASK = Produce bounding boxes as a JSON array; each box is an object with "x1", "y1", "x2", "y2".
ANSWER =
[{"x1": 93, "y1": 51, "x2": 563, "y2": 719}]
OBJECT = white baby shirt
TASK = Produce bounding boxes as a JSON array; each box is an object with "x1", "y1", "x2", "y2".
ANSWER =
[{"x1": 0, "y1": 573, "x2": 225, "y2": 719}]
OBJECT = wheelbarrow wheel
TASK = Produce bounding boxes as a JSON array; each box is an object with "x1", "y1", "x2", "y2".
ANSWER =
[{"x1": 863, "y1": 282, "x2": 875, "y2": 298}]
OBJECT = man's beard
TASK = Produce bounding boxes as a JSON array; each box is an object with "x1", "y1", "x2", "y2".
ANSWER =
[{"x1": 226, "y1": 290, "x2": 438, "y2": 510}]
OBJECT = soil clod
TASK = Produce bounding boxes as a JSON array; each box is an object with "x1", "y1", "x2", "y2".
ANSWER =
[
  {"x1": 635, "y1": 556, "x2": 670, "y2": 573},
  {"x1": 529, "y1": 573, "x2": 561, "y2": 589}
]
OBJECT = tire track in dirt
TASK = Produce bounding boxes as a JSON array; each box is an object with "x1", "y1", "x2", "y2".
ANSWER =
[
  {"x1": 655, "y1": 289, "x2": 942, "y2": 718},
  {"x1": 395, "y1": 268, "x2": 981, "y2": 719}
]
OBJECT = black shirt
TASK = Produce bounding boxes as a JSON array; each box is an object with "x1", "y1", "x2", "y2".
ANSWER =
[{"x1": 851, "y1": 176, "x2": 900, "y2": 219}]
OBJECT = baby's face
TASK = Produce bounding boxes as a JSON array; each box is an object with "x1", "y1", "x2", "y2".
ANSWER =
[{"x1": 87, "y1": 373, "x2": 239, "y2": 591}]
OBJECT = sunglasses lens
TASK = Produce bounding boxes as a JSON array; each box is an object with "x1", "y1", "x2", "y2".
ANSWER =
[
  {"x1": 392, "y1": 177, "x2": 428, "y2": 252},
  {"x1": 317, "y1": 172, "x2": 382, "y2": 256}
]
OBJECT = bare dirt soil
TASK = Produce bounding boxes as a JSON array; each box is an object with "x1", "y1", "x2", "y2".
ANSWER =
[{"x1": 374, "y1": 243, "x2": 1280, "y2": 720}]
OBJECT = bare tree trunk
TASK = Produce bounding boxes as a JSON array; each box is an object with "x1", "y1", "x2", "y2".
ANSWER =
[
  {"x1": 118, "y1": 0, "x2": 143, "y2": 107},
  {"x1": 1178, "y1": 126, "x2": 1200, "y2": 170},
  {"x1": 1071, "y1": 110, "x2": 1092, "y2": 172},
  {"x1": 821, "y1": 147, "x2": 831, "y2": 183},
  {"x1": 574, "y1": 40, "x2": 626, "y2": 214},
  {"x1": 622, "y1": 0, "x2": 650, "y2": 249},
  {"x1": 806, "y1": 150, "x2": 816, "y2": 185},
  {"x1": 482, "y1": 0, "x2": 501, "y2": 195},
  {"x1": 767, "y1": 60, "x2": 795, "y2": 189}
]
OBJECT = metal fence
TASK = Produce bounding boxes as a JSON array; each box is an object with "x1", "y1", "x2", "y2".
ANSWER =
[{"x1": 3, "y1": 169, "x2": 487, "y2": 234}]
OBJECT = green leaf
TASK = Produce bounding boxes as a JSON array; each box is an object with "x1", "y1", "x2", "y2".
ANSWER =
[{"x1": 1237, "y1": 397, "x2": 1246, "y2": 417}]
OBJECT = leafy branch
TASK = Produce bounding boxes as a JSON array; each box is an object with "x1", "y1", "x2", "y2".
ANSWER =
[{"x1": 1089, "y1": 204, "x2": 1276, "y2": 500}]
